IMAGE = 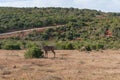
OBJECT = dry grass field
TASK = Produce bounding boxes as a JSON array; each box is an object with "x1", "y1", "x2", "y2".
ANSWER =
[{"x1": 0, "y1": 49, "x2": 120, "y2": 80}]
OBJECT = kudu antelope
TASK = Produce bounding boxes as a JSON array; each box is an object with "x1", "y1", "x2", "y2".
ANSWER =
[{"x1": 42, "y1": 45, "x2": 56, "y2": 58}]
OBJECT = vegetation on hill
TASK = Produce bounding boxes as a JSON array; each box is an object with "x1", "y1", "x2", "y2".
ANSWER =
[
  {"x1": 0, "y1": 7, "x2": 120, "y2": 50},
  {"x1": 0, "y1": 7, "x2": 110, "y2": 33}
]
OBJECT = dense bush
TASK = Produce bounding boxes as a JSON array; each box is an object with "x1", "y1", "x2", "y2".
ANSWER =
[
  {"x1": 65, "y1": 43, "x2": 74, "y2": 50},
  {"x1": 0, "y1": 42, "x2": 2, "y2": 49},
  {"x1": 1, "y1": 41, "x2": 21, "y2": 50},
  {"x1": 25, "y1": 42, "x2": 38, "y2": 48},
  {"x1": 24, "y1": 46, "x2": 43, "y2": 59},
  {"x1": 55, "y1": 40, "x2": 115, "y2": 51},
  {"x1": 0, "y1": 39, "x2": 119, "y2": 51},
  {"x1": 56, "y1": 41, "x2": 74, "y2": 50},
  {"x1": 85, "y1": 45, "x2": 92, "y2": 51}
]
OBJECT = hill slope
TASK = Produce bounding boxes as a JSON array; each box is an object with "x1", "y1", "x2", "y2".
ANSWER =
[
  {"x1": 0, "y1": 7, "x2": 108, "y2": 33},
  {"x1": 0, "y1": 7, "x2": 120, "y2": 40}
]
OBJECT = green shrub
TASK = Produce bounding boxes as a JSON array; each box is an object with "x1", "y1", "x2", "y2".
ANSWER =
[
  {"x1": 91, "y1": 44, "x2": 97, "y2": 50},
  {"x1": 56, "y1": 41, "x2": 75, "y2": 50},
  {"x1": 25, "y1": 42, "x2": 38, "y2": 48},
  {"x1": 2, "y1": 43, "x2": 21, "y2": 50},
  {"x1": 24, "y1": 46, "x2": 44, "y2": 59},
  {"x1": 90, "y1": 43, "x2": 105, "y2": 51},
  {"x1": 65, "y1": 43, "x2": 74, "y2": 50},
  {"x1": 85, "y1": 45, "x2": 92, "y2": 51},
  {"x1": 0, "y1": 41, "x2": 2, "y2": 49},
  {"x1": 73, "y1": 42, "x2": 82, "y2": 50},
  {"x1": 18, "y1": 41, "x2": 27, "y2": 49},
  {"x1": 56, "y1": 41, "x2": 66, "y2": 49},
  {"x1": 97, "y1": 44, "x2": 105, "y2": 50}
]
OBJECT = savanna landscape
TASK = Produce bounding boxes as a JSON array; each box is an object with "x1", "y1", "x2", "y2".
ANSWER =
[{"x1": 0, "y1": 7, "x2": 120, "y2": 80}]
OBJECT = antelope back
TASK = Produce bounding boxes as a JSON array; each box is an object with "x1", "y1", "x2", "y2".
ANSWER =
[{"x1": 43, "y1": 46, "x2": 55, "y2": 51}]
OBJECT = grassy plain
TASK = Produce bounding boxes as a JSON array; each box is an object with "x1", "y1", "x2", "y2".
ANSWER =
[{"x1": 0, "y1": 50, "x2": 120, "y2": 80}]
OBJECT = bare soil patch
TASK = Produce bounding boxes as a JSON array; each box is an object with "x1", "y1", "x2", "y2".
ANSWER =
[{"x1": 0, "y1": 49, "x2": 120, "y2": 80}]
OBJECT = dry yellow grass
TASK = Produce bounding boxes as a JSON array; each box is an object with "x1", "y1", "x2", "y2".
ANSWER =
[{"x1": 0, "y1": 49, "x2": 120, "y2": 80}]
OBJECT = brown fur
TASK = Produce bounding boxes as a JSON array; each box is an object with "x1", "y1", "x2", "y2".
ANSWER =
[{"x1": 42, "y1": 46, "x2": 56, "y2": 58}]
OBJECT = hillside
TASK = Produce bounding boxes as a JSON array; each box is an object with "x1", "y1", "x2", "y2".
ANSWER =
[
  {"x1": 0, "y1": 7, "x2": 120, "y2": 50},
  {"x1": 0, "y1": 7, "x2": 113, "y2": 33},
  {"x1": 0, "y1": 7, "x2": 120, "y2": 40},
  {"x1": 0, "y1": 25, "x2": 62, "y2": 39}
]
